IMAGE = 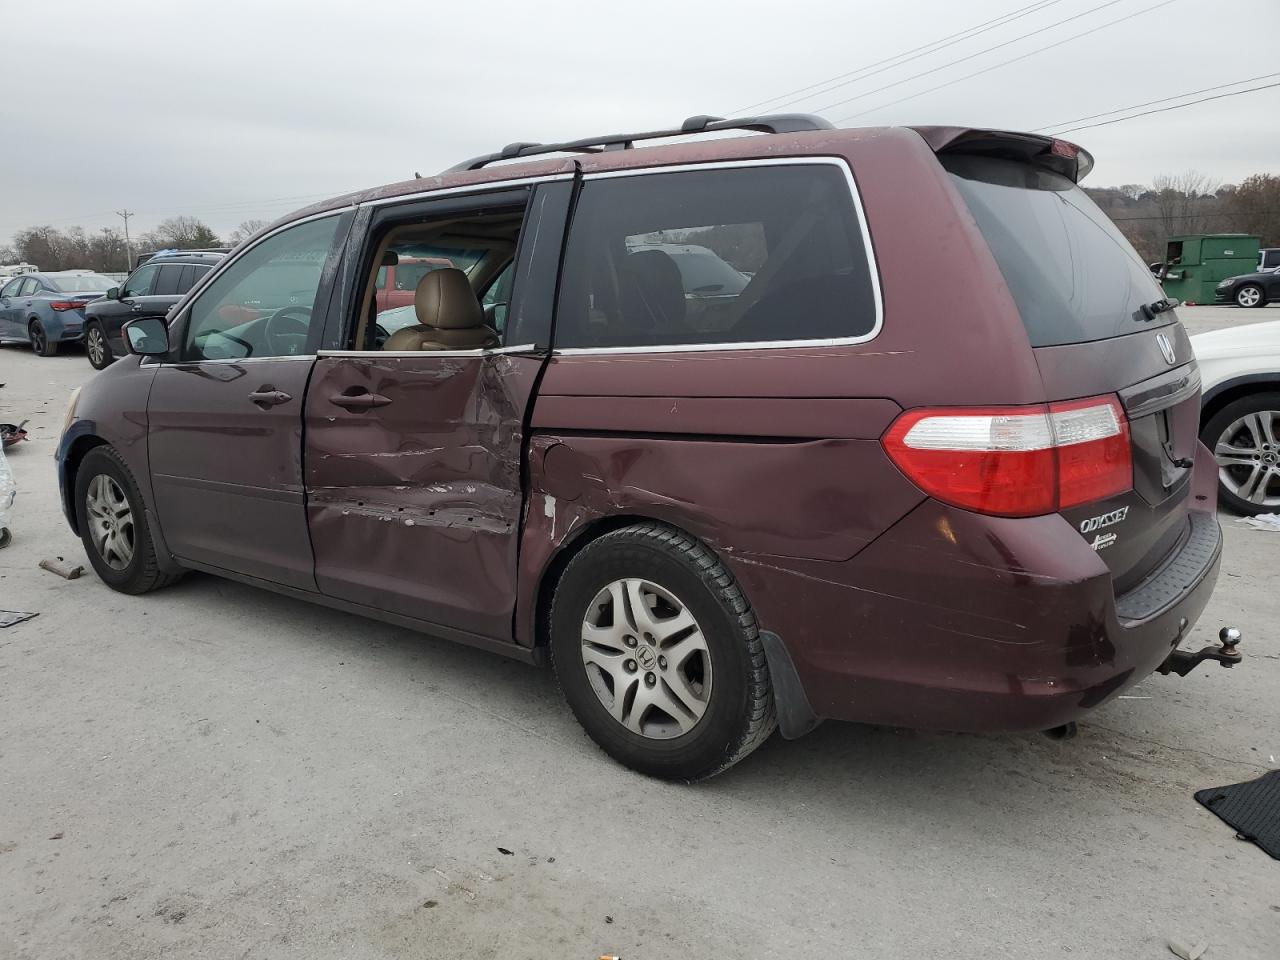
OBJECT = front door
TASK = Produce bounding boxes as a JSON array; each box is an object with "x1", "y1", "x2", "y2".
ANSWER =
[
  {"x1": 303, "y1": 181, "x2": 572, "y2": 641},
  {"x1": 146, "y1": 213, "x2": 349, "y2": 590},
  {"x1": 0, "y1": 278, "x2": 23, "y2": 338}
]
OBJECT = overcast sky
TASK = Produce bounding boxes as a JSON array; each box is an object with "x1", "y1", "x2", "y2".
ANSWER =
[{"x1": 2, "y1": 0, "x2": 1276, "y2": 243}]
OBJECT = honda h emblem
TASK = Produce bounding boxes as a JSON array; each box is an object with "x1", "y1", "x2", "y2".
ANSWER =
[{"x1": 1156, "y1": 332, "x2": 1176, "y2": 365}]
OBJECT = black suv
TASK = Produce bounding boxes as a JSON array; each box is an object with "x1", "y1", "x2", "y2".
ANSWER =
[{"x1": 84, "y1": 251, "x2": 225, "y2": 369}]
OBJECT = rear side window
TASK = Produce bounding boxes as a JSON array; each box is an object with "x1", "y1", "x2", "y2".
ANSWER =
[
  {"x1": 154, "y1": 264, "x2": 184, "y2": 296},
  {"x1": 944, "y1": 155, "x2": 1168, "y2": 347},
  {"x1": 555, "y1": 163, "x2": 878, "y2": 350}
]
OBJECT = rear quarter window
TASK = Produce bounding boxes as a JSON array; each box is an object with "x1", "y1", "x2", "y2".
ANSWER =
[
  {"x1": 554, "y1": 163, "x2": 879, "y2": 350},
  {"x1": 944, "y1": 154, "x2": 1169, "y2": 347}
]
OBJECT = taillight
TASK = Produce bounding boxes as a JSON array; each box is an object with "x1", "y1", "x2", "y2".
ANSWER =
[
  {"x1": 49, "y1": 300, "x2": 82, "y2": 312},
  {"x1": 883, "y1": 396, "x2": 1132, "y2": 517}
]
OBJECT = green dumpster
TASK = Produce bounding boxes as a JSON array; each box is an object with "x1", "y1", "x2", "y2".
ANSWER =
[{"x1": 1160, "y1": 234, "x2": 1260, "y2": 305}]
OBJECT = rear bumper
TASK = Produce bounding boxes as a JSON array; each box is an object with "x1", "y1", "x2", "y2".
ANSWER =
[{"x1": 727, "y1": 451, "x2": 1225, "y2": 734}]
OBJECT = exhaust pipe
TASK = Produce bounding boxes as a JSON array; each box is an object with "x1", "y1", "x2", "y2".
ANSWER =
[{"x1": 1042, "y1": 721, "x2": 1078, "y2": 741}]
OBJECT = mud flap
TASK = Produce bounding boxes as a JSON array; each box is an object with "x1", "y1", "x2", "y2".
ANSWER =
[{"x1": 759, "y1": 630, "x2": 822, "y2": 739}]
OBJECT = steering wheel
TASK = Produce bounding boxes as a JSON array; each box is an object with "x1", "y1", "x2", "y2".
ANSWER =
[{"x1": 263, "y1": 306, "x2": 312, "y2": 356}]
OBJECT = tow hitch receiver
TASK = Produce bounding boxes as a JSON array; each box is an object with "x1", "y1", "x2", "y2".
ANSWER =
[{"x1": 1157, "y1": 627, "x2": 1243, "y2": 678}]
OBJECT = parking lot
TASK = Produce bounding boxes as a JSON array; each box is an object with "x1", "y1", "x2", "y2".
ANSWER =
[{"x1": 1, "y1": 305, "x2": 1276, "y2": 959}]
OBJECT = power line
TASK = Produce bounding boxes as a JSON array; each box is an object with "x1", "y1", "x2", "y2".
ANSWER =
[
  {"x1": 1048, "y1": 79, "x2": 1280, "y2": 134},
  {"x1": 1032, "y1": 72, "x2": 1280, "y2": 132},
  {"x1": 731, "y1": 0, "x2": 1068, "y2": 115},
  {"x1": 808, "y1": 0, "x2": 1135, "y2": 117},
  {"x1": 834, "y1": 0, "x2": 1178, "y2": 123}
]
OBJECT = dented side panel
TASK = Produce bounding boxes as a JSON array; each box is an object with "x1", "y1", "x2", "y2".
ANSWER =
[
  {"x1": 305, "y1": 353, "x2": 541, "y2": 639},
  {"x1": 515, "y1": 429, "x2": 925, "y2": 647}
]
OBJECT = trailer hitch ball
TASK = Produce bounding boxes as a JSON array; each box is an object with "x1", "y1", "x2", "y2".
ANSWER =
[{"x1": 1157, "y1": 626, "x2": 1244, "y2": 677}]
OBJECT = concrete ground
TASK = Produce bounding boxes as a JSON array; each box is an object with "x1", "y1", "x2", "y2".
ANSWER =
[{"x1": 1, "y1": 305, "x2": 1277, "y2": 960}]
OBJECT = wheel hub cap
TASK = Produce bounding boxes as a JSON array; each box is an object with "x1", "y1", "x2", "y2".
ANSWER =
[
  {"x1": 85, "y1": 474, "x2": 135, "y2": 570},
  {"x1": 580, "y1": 577, "x2": 712, "y2": 740},
  {"x1": 1215, "y1": 410, "x2": 1280, "y2": 506}
]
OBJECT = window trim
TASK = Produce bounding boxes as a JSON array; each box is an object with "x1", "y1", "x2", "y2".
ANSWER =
[
  {"x1": 166, "y1": 209, "x2": 347, "y2": 363},
  {"x1": 551, "y1": 157, "x2": 884, "y2": 356}
]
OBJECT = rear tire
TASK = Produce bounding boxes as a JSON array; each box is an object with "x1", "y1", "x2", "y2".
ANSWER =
[
  {"x1": 1235, "y1": 284, "x2": 1265, "y2": 309},
  {"x1": 549, "y1": 521, "x2": 776, "y2": 781},
  {"x1": 74, "y1": 446, "x2": 182, "y2": 594},
  {"x1": 86, "y1": 322, "x2": 114, "y2": 369},
  {"x1": 1201, "y1": 392, "x2": 1280, "y2": 515},
  {"x1": 29, "y1": 320, "x2": 57, "y2": 356}
]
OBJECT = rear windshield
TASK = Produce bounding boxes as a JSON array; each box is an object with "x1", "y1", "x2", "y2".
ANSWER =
[
  {"x1": 49, "y1": 273, "x2": 115, "y2": 292},
  {"x1": 944, "y1": 155, "x2": 1169, "y2": 347}
]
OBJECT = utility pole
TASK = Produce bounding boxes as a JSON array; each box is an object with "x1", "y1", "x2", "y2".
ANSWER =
[{"x1": 116, "y1": 209, "x2": 134, "y2": 271}]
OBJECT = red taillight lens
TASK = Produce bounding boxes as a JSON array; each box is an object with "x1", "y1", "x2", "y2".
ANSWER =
[
  {"x1": 883, "y1": 396, "x2": 1132, "y2": 517},
  {"x1": 49, "y1": 300, "x2": 81, "y2": 312}
]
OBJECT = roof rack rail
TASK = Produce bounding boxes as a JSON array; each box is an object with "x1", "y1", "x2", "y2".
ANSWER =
[{"x1": 444, "y1": 113, "x2": 833, "y2": 173}]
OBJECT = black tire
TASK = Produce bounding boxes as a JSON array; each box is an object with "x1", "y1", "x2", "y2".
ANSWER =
[
  {"x1": 549, "y1": 521, "x2": 775, "y2": 781},
  {"x1": 29, "y1": 320, "x2": 57, "y2": 356},
  {"x1": 1235, "y1": 284, "x2": 1266, "y2": 309},
  {"x1": 1200, "y1": 392, "x2": 1280, "y2": 515},
  {"x1": 85, "y1": 322, "x2": 114, "y2": 369},
  {"x1": 74, "y1": 446, "x2": 182, "y2": 594}
]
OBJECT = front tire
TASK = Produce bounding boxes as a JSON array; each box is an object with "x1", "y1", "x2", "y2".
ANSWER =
[
  {"x1": 74, "y1": 446, "x2": 182, "y2": 593},
  {"x1": 550, "y1": 522, "x2": 775, "y2": 781},
  {"x1": 1201, "y1": 393, "x2": 1280, "y2": 515},
  {"x1": 29, "y1": 320, "x2": 57, "y2": 356},
  {"x1": 1235, "y1": 284, "x2": 1265, "y2": 309},
  {"x1": 86, "y1": 322, "x2": 114, "y2": 369}
]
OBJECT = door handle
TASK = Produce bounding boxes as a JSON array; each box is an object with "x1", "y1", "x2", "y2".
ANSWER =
[
  {"x1": 328, "y1": 391, "x2": 392, "y2": 410},
  {"x1": 248, "y1": 387, "x2": 293, "y2": 408},
  {"x1": 131, "y1": 304, "x2": 143, "y2": 312}
]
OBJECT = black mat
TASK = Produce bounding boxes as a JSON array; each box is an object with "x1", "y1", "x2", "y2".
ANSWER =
[{"x1": 1195, "y1": 769, "x2": 1280, "y2": 860}]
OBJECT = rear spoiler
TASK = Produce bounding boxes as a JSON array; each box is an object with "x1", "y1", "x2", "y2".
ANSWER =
[{"x1": 910, "y1": 127, "x2": 1094, "y2": 183}]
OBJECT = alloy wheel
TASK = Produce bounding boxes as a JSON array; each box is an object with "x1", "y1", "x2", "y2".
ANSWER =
[
  {"x1": 29, "y1": 324, "x2": 46, "y2": 354},
  {"x1": 85, "y1": 474, "x2": 136, "y2": 570},
  {"x1": 580, "y1": 578, "x2": 712, "y2": 739},
  {"x1": 1236, "y1": 286, "x2": 1262, "y2": 308},
  {"x1": 87, "y1": 326, "x2": 105, "y2": 366},
  {"x1": 1215, "y1": 410, "x2": 1280, "y2": 507}
]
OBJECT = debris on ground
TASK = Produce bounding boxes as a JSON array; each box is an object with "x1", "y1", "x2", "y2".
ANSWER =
[
  {"x1": 0, "y1": 611, "x2": 39, "y2": 628},
  {"x1": 48, "y1": 832, "x2": 63, "y2": 840},
  {"x1": 1237, "y1": 513, "x2": 1280, "y2": 532},
  {"x1": 39, "y1": 557, "x2": 84, "y2": 580},
  {"x1": 1168, "y1": 940, "x2": 1207, "y2": 960},
  {"x1": 0, "y1": 442, "x2": 15, "y2": 547},
  {"x1": 497, "y1": 847, "x2": 513, "y2": 856},
  {"x1": 0, "y1": 420, "x2": 29, "y2": 448}
]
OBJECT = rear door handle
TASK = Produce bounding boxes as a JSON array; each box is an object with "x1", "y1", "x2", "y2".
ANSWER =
[
  {"x1": 248, "y1": 388, "x2": 293, "y2": 408},
  {"x1": 329, "y1": 391, "x2": 392, "y2": 410}
]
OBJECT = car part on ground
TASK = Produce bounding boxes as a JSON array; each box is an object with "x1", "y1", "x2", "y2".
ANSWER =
[
  {"x1": 0, "y1": 444, "x2": 14, "y2": 548},
  {"x1": 1, "y1": 420, "x2": 29, "y2": 447}
]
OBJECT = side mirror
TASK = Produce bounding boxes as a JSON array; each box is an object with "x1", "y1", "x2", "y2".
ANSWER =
[
  {"x1": 106, "y1": 286, "x2": 121, "y2": 301},
  {"x1": 122, "y1": 316, "x2": 169, "y2": 357}
]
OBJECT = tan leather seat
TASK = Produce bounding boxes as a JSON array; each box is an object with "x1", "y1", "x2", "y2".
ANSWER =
[{"x1": 383, "y1": 268, "x2": 499, "y2": 351}]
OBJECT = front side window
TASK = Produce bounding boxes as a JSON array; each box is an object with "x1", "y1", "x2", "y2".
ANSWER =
[
  {"x1": 554, "y1": 164, "x2": 878, "y2": 350},
  {"x1": 122, "y1": 264, "x2": 160, "y2": 298},
  {"x1": 182, "y1": 216, "x2": 340, "y2": 361},
  {"x1": 1, "y1": 278, "x2": 23, "y2": 297}
]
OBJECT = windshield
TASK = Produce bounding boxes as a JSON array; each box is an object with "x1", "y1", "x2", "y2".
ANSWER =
[
  {"x1": 944, "y1": 155, "x2": 1170, "y2": 347},
  {"x1": 667, "y1": 247, "x2": 749, "y2": 294},
  {"x1": 49, "y1": 274, "x2": 115, "y2": 292}
]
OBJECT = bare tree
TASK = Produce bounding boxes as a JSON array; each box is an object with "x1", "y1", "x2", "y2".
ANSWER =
[
  {"x1": 227, "y1": 219, "x2": 269, "y2": 245},
  {"x1": 141, "y1": 216, "x2": 221, "y2": 251},
  {"x1": 1151, "y1": 170, "x2": 1221, "y2": 240}
]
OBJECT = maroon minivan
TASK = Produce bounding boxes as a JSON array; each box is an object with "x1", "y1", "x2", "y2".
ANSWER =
[{"x1": 56, "y1": 115, "x2": 1240, "y2": 780}]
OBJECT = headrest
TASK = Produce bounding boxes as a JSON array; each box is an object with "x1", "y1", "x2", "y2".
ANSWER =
[{"x1": 414, "y1": 268, "x2": 484, "y2": 330}]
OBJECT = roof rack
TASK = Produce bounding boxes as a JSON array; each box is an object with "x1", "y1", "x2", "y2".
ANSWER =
[{"x1": 444, "y1": 113, "x2": 834, "y2": 173}]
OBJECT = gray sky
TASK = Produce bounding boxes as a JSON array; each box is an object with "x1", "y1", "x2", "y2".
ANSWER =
[{"x1": 2, "y1": 0, "x2": 1276, "y2": 242}]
